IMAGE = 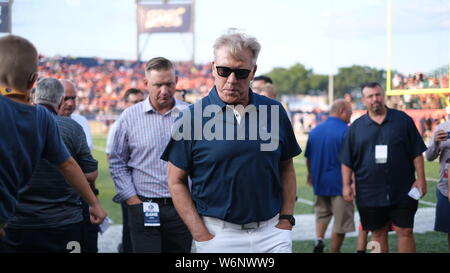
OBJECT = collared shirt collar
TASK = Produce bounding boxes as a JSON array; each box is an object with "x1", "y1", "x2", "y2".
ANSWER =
[
  {"x1": 38, "y1": 103, "x2": 57, "y2": 115},
  {"x1": 208, "y1": 86, "x2": 261, "y2": 113},
  {"x1": 327, "y1": 116, "x2": 345, "y2": 124},
  {"x1": 142, "y1": 97, "x2": 185, "y2": 115},
  {"x1": 364, "y1": 106, "x2": 392, "y2": 125}
]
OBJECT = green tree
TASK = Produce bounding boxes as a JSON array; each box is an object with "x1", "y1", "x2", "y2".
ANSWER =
[
  {"x1": 334, "y1": 65, "x2": 385, "y2": 98},
  {"x1": 266, "y1": 63, "x2": 314, "y2": 95}
]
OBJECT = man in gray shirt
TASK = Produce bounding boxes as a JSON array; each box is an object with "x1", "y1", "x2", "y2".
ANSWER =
[
  {"x1": 3, "y1": 78, "x2": 98, "y2": 253},
  {"x1": 425, "y1": 121, "x2": 450, "y2": 251}
]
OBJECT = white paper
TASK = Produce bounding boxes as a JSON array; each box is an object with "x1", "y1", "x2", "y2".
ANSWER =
[
  {"x1": 408, "y1": 187, "x2": 421, "y2": 200},
  {"x1": 99, "y1": 216, "x2": 111, "y2": 234}
]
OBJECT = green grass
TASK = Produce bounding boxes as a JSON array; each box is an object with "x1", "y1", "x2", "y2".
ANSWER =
[
  {"x1": 92, "y1": 136, "x2": 121, "y2": 224},
  {"x1": 92, "y1": 134, "x2": 446, "y2": 252},
  {"x1": 293, "y1": 231, "x2": 449, "y2": 253}
]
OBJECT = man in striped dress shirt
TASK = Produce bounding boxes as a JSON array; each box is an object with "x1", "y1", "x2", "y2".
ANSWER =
[{"x1": 109, "y1": 57, "x2": 191, "y2": 253}]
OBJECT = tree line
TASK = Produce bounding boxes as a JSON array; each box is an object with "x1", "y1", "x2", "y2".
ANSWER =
[{"x1": 265, "y1": 63, "x2": 386, "y2": 98}]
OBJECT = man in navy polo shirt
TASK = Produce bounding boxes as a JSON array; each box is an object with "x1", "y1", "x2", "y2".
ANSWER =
[
  {"x1": 341, "y1": 82, "x2": 427, "y2": 253},
  {"x1": 305, "y1": 99, "x2": 354, "y2": 253},
  {"x1": 161, "y1": 29, "x2": 301, "y2": 253}
]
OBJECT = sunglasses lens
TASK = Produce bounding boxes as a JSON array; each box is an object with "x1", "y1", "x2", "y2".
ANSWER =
[
  {"x1": 235, "y1": 69, "x2": 250, "y2": 79},
  {"x1": 216, "y1": 66, "x2": 251, "y2": 79},
  {"x1": 217, "y1": 66, "x2": 232, "y2": 77}
]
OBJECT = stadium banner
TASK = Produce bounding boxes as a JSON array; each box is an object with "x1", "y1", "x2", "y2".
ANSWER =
[
  {"x1": 0, "y1": 2, "x2": 9, "y2": 33},
  {"x1": 137, "y1": 3, "x2": 192, "y2": 33}
]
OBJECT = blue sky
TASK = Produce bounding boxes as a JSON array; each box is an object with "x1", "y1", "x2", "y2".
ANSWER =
[{"x1": 5, "y1": 0, "x2": 450, "y2": 75}]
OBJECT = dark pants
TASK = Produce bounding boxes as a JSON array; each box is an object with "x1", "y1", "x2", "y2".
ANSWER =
[
  {"x1": 121, "y1": 201, "x2": 133, "y2": 253},
  {"x1": 128, "y1": 202, "x2": 192, "y2": 253},
  {"x1": 81, "y1": 199, "x2": 99, "y2": 253},
  {"x1": 2, "y1": 222, "x2": 84, "y2": 253}
]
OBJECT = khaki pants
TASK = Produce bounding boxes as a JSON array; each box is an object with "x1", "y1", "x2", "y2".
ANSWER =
[{"x1": 315, "y1": 196, "x2": 355, "y2": 234}]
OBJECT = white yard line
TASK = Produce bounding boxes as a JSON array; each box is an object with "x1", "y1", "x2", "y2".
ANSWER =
[
  {"x1": 419, "y1": 200, "x2": 436, "y2": 207},
  {"x1": 297, "y1": 198, "x2": 314, "y2": 206},
  {"x1": 426, "y1": 177, "x2": 439, "y2": 182}
]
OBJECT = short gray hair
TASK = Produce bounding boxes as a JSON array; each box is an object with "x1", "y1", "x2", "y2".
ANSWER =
[
  {"x1": 34, "y1": 77, "x2": 65, "y2": 108},
  {"x1": 213, "y1": 28, "x2": 261, "y2": 65}
]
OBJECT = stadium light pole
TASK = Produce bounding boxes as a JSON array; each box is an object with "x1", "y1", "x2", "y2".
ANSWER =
[
  {"x1": 8, "y1": 0, "x2": 12, "y2": 34},
  {"x1": 136, "y1": 0, "x2": 141, "y2": 62},
  {"x1": 191, "y1": 0, "x2": 195, "y2": 64},
  {"x1": 328, "y1": 0, "x2": 334, "y2": 106}
]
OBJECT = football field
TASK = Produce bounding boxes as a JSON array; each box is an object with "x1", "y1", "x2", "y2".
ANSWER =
[{"x1": 92, "y1": 134, "x2": 447, "y2": 253}]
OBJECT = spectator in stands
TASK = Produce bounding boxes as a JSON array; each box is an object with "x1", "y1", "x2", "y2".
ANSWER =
[
  {"x1": 109, "y1": 57, "x2": 191, "y2": 253},
  {"x1": 58, "y1": 79, "x2": 99, "y2": 253},
  {"x1": 305, "y1": 99, "x2": 355, "y2": 253},
  {"x1": 251, "y1": 75, "x2": 272, "y2": 94},
  {"x1": 341, "y1": 82, "x2": 427, "y2": 253},
  {"x1": 161, "y1": 29, "x2": 300, "y2": 253},
  {"x1": 3, "y1": 78, "x2": 98, "y2": 253},
  {"x1": 38, "y1": 57, "x2": 214, "y2": 115},
  {"x1": 425, "y1": 124, "x2": 450, "y2": 251},
  {"x1": 105, "y1": 87, "x2": 144, "y2": 253},
  {"x1": 0, "y1": 35, "x2": 106, "y2": 247}
]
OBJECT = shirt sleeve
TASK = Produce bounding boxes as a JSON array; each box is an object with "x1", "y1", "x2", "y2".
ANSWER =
[
  {"x1": 40, "y1": 108, "x2": 70, "y2": 165},
  {"x1": 280, "y1": 105, "x2": 302, "y2": 161},
  {"x1": 340, "y1": 126, "x2": 354, "y2": 169},
  {"x1": 425, "y1": 124, "x2": 441, "y2": 161},
  {"x1": 73, "y1": 122, "x2": 98, "y2": 174},
  {"x1": 160, "y1": 109, "x2": 193, "y2": 171},
  {"x1": 108, "y1": 117, "x2": 137, "y2": 202}
]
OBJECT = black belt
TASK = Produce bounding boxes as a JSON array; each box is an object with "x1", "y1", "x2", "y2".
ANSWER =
[{"x1": 138, "y1": 196, "x2": 173, "y2": 206}]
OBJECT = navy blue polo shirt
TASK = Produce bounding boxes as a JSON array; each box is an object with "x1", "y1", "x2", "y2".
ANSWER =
[
  {"x1": 305, "y1": 117, "x2": 348, "y2": 196},
  {"x1": 340, "y1": 107, "x2": 426, "y2": 208},
  {"x1": 0, "y1": 97, "x2": 70, "y2": 225},
  {"x1": 161, "y1": 86, "x2": 301, "y2": 224}
]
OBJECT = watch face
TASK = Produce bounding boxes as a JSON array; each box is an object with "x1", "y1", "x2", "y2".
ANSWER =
[
  {"x1": 280, "y1": 215, "x2": 295, "y2": 226},
  {"x1": 289, "y1": 216, "x2": 295, "y2": 226}
]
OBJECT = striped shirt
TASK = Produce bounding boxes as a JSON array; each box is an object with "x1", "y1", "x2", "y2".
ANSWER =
[{"x1": 109, "y1": 98, "x2": 188, "y2": 202}]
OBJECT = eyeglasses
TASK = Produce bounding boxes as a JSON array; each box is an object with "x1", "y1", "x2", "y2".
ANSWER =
[
  {"x1": 216, "y1": 66, "x2": 252, "y2": 80},
  {"x1": 63, "y1": 96, "x2": 76, "y2": 101}
]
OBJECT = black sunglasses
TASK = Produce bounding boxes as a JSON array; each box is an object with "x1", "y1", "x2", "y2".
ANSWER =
[
  {"x1": 216, "y1": 66, "x2": 252, "y2": 80},
  {"x1": 64, "y1": 96, "x2": 77, "y2": 101}
]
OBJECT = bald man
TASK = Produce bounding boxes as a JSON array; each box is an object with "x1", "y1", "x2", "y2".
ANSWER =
[
  {"x1": 304, "y1": 99, "x2": 355, "y2": 253},
  {"x1": 258, "y1": 83, "x2": 277, "y2": 99},
  {"x1": 0, "y1": 35, "x2": 106, "y2": 244},
  {"x1": 59, "y1": 79, "x2": 93, "y2": 151},
  {"x1": 58, "y1": 79, "x2": 99, "y2": 252}
]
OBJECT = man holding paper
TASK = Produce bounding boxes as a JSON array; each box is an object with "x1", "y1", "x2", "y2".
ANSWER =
[{"x1": 340, "y1": 82, "x2": 427, "y2": 253}]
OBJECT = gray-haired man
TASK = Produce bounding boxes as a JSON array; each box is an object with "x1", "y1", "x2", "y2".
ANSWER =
[
  {"x1": 2, "y1": 78, "x2": 99, "y2": 253},
  {"x1": 161, "y1": 29, "x2": 301, "y2": 253}
]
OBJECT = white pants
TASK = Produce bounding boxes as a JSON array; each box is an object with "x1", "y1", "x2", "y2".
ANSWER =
[{"x1": 192, "y1": 214, "x2": 292, "y2": 253}]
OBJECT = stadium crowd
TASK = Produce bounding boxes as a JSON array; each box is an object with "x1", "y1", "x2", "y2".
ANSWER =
[{"x1": 37, "y1": 56, "x2": 214, "y2": 116}]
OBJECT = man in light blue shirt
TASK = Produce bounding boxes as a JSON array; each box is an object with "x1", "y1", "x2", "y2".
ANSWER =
[{"x1": 109, "y1": 57, "x2": 191, "y2": 253}]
